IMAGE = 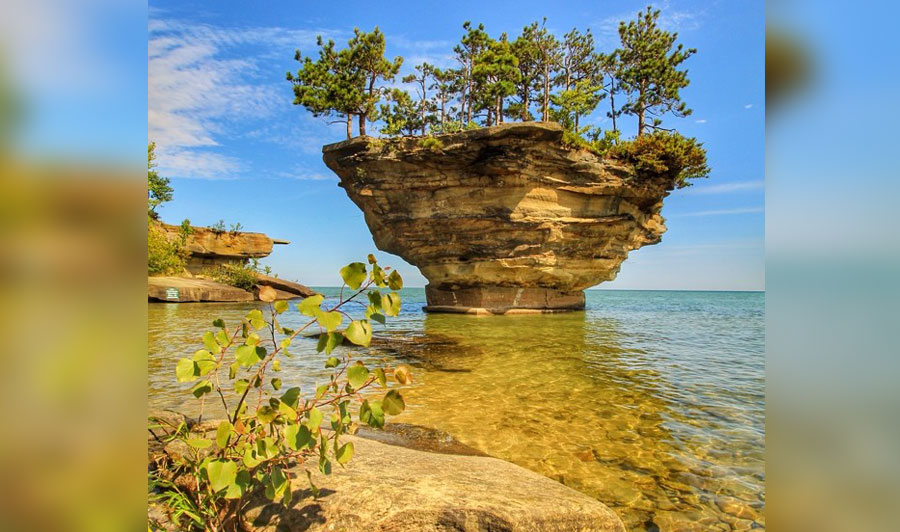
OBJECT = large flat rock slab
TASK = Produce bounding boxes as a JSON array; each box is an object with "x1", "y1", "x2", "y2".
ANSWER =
[
  {"x1": 148, "y1": 276, "x2": 253, "y2": 302},
  {"x1": 246, "y1": 434, "x2": 626, "y2": 532}
]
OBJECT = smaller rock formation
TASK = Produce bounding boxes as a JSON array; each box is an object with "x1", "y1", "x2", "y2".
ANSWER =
[
  {"x1": 159, "y1": 223, "x2": 289, "y2": 275},
  {"x1": 149, "y1": 225, "x2": 315, "y2": 303}
]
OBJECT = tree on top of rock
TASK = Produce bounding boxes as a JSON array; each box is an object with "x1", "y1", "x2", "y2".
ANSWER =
[
  {"x1": 616, "y1": 7, "x2": 696, "y2": 136},
  {"x1": 454, "y1": 22, "x2": 491, "y2": 124},
  {"x1": 148, "y1": 141, "x2": 173, "y2": 219},
  {"x1": 347, "y1": 27, "x2": 403, "y2": 136},
  {"x1": 287, "y1": 28, "x2": 401, "y2": 138},
  {"x1": 287, "y1": 37, "x2": 362, "y2": 139},
  {"x1": 472, "y1": 35, "x2": 520, "y2": 126}
]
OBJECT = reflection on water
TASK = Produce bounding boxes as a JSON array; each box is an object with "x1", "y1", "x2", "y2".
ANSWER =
[{"x1": 149, "y1": 289, "x2": 764, "y2": 531}]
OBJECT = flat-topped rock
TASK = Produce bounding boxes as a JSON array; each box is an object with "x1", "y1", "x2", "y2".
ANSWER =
[
  {"x1": 148, "y1": 276, "x2": 254, "y2": 302},
  {"x1": 159, "y1": 224, "x2": 288, "y2": 274},
  {"x1": 244, "y1": 434, "x2": 626, "y2": 532},
  {"x1": 323, "y1": 122, "x2": 679, "y2": 313}
]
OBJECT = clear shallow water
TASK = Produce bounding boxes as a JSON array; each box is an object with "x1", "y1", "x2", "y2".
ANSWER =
[{"x1": 149, "y1": 289, "x2": 764, "y2": 531}]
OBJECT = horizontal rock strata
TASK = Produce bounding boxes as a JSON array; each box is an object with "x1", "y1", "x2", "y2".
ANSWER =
[{"x1": 323, "y1": 122, "x2": 678, "y2": 313}]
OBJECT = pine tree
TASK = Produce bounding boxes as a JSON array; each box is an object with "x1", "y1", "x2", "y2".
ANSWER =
[
  {"x1": 428, "y1": 67, "x2": 457, "y2": 128},
  {"x1": 287, "y1": 37, "x2": 362, "y2": 139},
  {"x1": 511, "y1": 25, "x2": 542, "y2": 121},
  {"x1": 379, "y1": 88, "x2": 422, "y2": 136},
  {"x1": 473, "y1": 35, "x2": 520, "y2": 126},
  {"x1": 347, "y1": 27, "x2": 403, "y2": 136},
  {"x1": 553, "y1": 28, "x2": 601, "y2": 131},
  {"x1": 596, "y1": 51, "x2": 621, "y2": 136},
  {"x1": 454, "y1": 22, "x2": 491, "y2": 123},
  {"x1": 617, "y1": 7, "x2": 696, "y2": 136},
  {"x1": 515, "y1": 19, "x2": 561, "y2": 122},
  {"x1": 148, "y1": 142, "x2": 173, "y2": 219},
  {"x1": 288, "y1": 28, "x2": 400, "y2": 138},
  {"x1": 402, "y1": 63, "x2": 437, "y2": 136}
]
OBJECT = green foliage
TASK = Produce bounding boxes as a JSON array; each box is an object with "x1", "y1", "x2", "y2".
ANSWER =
[
  {"x1": 288, "y1": 27, "x2": 402, "y2": 138},
  {"x1": 150, "y1": 257, "x2": 409, "y2": 531},
  {"x1": 472, "y1": 37, "x2": 520, "y2": 125},
  {"x1": 418, "y1": 136, "x2": 444, "y2": 153},
  {"x1": 611, "y1": 130, "x2": 710, "y2": 187},
  {"x1": 617, "y1": 7, "x2": 696, "y2": 135},
  {"x1": 148, "y1": 217, "x2": 192, "y2": 275},
  {"x1": 285, "y1": 12, "x2": 708, "y2": 179},
  {"x1": 379, "y1": 88, "x2": 422, "y2": 137},
  {"x1": 202, "y1": 261, "x2": 260, "y2": 291},
  {"x1": 148, "y1": 142, "x2": 174, "y2": 219},
  {"x1": 209, "y1": 220, "x2": 226, "y2": 234}
]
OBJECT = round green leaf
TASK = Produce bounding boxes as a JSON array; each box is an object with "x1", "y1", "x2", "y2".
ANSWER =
[
  {"x1": 316, "y1": 310, "x2": 343, "y2": 332},
  {"x1": 347, "y1": 363, "x2": 370, "y2": 390},
  {"x1": 387, "y1": 270, "x2": 403, "y2": 291},
  {"x1": 207, "y1": 459, "x2": 237, "y2": 493},
  {"x1": 340, "y1": 262, "x2": 367, "y2": 290},
  {"x1": 382, "y1": 389, "x2": 405, "y2": 415},
  {"x1": 176, "y1": 358, "x2": 198, "y2": 382},
  {"x1": 298, "y1": 294, "x2": 324, "y2": 317},
  {"x1": 345, "y1": 320, "x2": 372, "y2": 347},
  {"x1": 336, "y1": 442, "x2": 354, "y2": 464}
]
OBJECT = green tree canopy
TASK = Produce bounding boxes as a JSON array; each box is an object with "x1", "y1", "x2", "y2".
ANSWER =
[
  {"x1": 617, "y1": 7, "x2": 696, "y2": 136},
  {"x1": 148, "y1": 142, "x2": 173, "y2": 219},
  {"x1": 472, "y1": 36, "x2": 520, "y2": 126}
]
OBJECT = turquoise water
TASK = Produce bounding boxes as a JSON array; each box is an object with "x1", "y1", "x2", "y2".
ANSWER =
[{"x1": 148, "y1": 289, "x2": 764, "y2": 531}]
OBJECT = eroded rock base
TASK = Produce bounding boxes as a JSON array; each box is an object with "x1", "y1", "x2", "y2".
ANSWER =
[{"x1": 424, "y1": 285, "x2": 585, "y2": 314}]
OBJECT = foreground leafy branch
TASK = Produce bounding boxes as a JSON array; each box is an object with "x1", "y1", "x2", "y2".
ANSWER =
[{"x1": 150, "y1": 255, "x2": 410, "y2": 531}]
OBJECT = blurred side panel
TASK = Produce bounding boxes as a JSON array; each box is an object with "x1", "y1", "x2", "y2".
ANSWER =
[{"x1": 767, "y1": 1, "x2": 900, "y2": 530}]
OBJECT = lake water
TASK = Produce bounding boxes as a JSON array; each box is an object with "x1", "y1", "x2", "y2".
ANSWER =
[{"x1": 148, "y1": 289, "x2": 764, "y2": 531}]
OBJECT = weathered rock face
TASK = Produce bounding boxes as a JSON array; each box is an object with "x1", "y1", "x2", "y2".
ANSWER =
[
  {"x1": 245, "y1": 434, "x2": 626, "y2": 532},
  {"x1": 323, "y1": 122, "x2": 677, "y2": 313},
  {"x1": 160, "y1": 223, "x2": 289, "y2": 274}
]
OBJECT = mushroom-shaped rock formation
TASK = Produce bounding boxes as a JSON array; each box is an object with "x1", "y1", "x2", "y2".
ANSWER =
[{"x1": 323, "y1": 122, "x2": 678, "y2": 314}]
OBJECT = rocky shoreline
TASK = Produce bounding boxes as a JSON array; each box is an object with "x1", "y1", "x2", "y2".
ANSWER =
[{"x1": 148, "y1": 410, "x2": 626, "y2": 531}]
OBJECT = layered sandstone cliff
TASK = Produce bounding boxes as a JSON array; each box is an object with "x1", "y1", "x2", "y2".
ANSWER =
[
  {"x1": 322, "y1": 122, "x2": 678, "y2": 313},
  {"x1": 159, "y1": 223, "x2": 289, "y2": 274}
]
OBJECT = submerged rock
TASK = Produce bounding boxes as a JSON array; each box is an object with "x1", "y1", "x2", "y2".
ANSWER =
[
  {"x1": 323, "y1": 122, "x2": 679, "y2": 314},
  {"x1": 245, "y1": 434, "x2": 626, "y2": 532}
]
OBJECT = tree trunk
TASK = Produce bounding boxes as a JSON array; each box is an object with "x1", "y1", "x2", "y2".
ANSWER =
[
  {"x1": 574, "y1": 113, "x2": 579, "y2": 131},
  {"x1": 542, "y1": 68, "x2": 550, "y2": 121},
  {"x1": 466, "y1": 63, "x2": 473, "y2": 123},
  {"x1": 522, "y1": 91, "x2": 529, "y2": 121},
  {"x1": 637, "y1": 109, "x2": 644, "y2": 137},
  {"x1": 609, "y1": 84, "x2": 617, "y2": 135},
  {"x1": 497, "y1": 95, "x2": 502, "y2": 124},
  {"x1": 440, "y1": 95, "x2": 445, "y2": 126},
  {"x1": 346, "y1": 114, "x2": 353, "y2": 139},
  {"x1": 359, "y1": 113, "x2": 367, "y2": 137},
  {"x1": 420, "y1": 83, "x2": 427, "y2": 136}
]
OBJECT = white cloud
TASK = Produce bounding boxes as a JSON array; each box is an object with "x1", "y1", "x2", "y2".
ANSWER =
[
  {"x1": 148, "y1": 17, "x2": 340, "y2": 178},
  {"x1": 592, "y1": 1, "x2": 704, "y2": 46},
  {"x1": 677, "y1": 206, "x2": 764, "y2": 217},
  {"x1": 683, "y1": 180, "x2": 764, "y2": 194},
  {"x1": 745, "y1": 103, "x2": 754, "y2": 109},
  {"x1": 695, "y1": 119, "x2": 707, "y2": 124}
]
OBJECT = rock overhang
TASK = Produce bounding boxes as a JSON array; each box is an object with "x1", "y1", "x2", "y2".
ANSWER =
[{"x1": 322, "y1": 122, "x2": 677, "y2": 313}]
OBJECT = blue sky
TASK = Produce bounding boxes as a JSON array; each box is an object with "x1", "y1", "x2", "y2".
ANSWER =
[{"x1": 148, "y1": 0, "x2": 763, "y2": 290}]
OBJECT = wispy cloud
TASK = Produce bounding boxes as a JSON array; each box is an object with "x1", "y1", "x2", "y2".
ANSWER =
[
  {"x1": 677, "y1": 206, "x2": 764, "y2": 217},
  {"x1": 592, "y1": 1, "x2": 705, "y2": 46},
  {"x1": 148, "y1": 17, "x2": 339, "y2": 179},
  {"x1": 744, "y1": 103, "x2": 754, "y2": 109},
  {"x1": 695, "y1": 119, "x2": 707, "y2": 124},
  {"x1": 684, "y1": 180, "x2": 764, "y2": 194}
]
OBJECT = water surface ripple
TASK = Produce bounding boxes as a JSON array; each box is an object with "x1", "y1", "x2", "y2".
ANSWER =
[{"x1": 148, "y1": 289, "x2": 764, "y2": 531}]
